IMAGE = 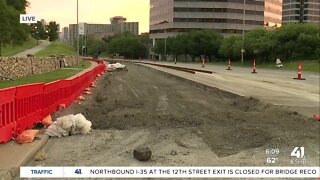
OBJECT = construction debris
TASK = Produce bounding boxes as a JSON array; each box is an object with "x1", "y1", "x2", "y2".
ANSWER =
[
  {"x1": 107, "y1": 63, "x2": 126, "y2": 71},
  {"x1": 133, "y1": 146, "x2": 152, "y2": 161},
  {"x1": 35, "y1": 150, "x2": 48, "y2": 161},
  {"x1": 45, "y1": 114, "x2": 92, "y2": 138},
  {"x1": 16, "y1": 130, "x2": 40, "y2": 144}
]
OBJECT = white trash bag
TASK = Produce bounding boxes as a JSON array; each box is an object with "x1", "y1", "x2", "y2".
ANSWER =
[
  {"x1": 107, "y1": 63, "x2": 126, "y2": 70},
  {"x1": 45, "y1": 113, "x2": 92, "y2": 137}
]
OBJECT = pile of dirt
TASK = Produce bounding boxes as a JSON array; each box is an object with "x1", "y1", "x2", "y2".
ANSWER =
[{"x1": 60, "y1": 63, "x2": 319, "y2": 157}]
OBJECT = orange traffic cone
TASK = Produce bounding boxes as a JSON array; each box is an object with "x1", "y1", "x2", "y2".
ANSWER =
[
  {"x1": 226, "y1": 59, "x2": 232, "y2": 70},
  {"x1": 293, "y1": 63, "x2": 306, "y2": 80},
  {"x1": 252, "y1": 59, "x2": 257, "y2": 74},
  {"x1": 312, "y1": 114, "x2": 320, "y2": 121},
  {"x1": 77, "y1": 96, "x2": 85, "y2": 101}
]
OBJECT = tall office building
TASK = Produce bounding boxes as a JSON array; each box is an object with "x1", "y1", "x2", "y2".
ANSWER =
[
  {"x1": 150, "y1": 0, "x2": 265, "y2": 40},
  {"x1": 150, "y1": 0, "x2": 285, "y2": 41},
  {"x1": 265, "y1": 0, "x2": 283, "y2": 27},
  {"x1": 282, "y1": 0, "x2": 320, "y2": 23}
]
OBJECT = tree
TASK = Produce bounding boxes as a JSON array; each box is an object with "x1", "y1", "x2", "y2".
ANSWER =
[
  {"x1": 186, "y1": 30, "x2": 222, "y2": 61},
  {"x1": 153, "y1": 39, "x2": 165, "y2": 56},
  {"x1": 46, "y1": 21, "x2": 59, "y2": 42},
  {"x1": 0, "y1": 0, "x2": 11, "y2": 56},
  {"x1": 5, "y1": 0, "x2": 29, "y2": 13},
  {"x1": 272, "y1": 23, "x2": 319, "y2": 60},
  {"x1": 106, "y1": 32, "x2": 148, "y2": 59},
  {"x1": 219, "y1": 35, "x2": 242, "y2": 60},
  {"x1": 86, "y1": 38, "x2": 106, "y2": 56},
  {"x1": 30, "y1": 21, "x2": 47, "y2": 44},
  {"x1": 0, "y1": 0, "x2": 29, "y2": 56}
]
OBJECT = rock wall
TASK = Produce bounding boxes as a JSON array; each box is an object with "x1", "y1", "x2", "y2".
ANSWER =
[{"x1": 0, "y1": 56, "x2": 81, "y2": 80}]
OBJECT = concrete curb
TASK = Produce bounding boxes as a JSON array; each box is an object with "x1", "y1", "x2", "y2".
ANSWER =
[{"x1": 0, "y1": 134, "x2": 49, "y2": 180}]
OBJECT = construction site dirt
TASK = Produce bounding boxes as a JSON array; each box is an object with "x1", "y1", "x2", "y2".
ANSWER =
[{"x1": 28, "y1": 63, "x2": 319, "y2": 167}]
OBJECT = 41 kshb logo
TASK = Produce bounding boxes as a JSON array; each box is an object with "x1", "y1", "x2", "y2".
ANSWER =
[{"x1": 290, "y1": 147, "x2": 306, "y2": 165}]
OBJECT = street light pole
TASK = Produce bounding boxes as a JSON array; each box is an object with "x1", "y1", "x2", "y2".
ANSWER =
[
  {"x1": 241, "y1": 0, "x2": 246, "y2": 64},
  {"x1": 76, "y1": 0, "x2": 79, "y2": 64},
  {"x1": 164, "y1": 28, "x2": 167, "y2": 61}
]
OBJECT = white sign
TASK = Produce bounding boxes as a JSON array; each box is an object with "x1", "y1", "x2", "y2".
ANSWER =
[
  {"x1": 79, "y1": 23, "x2": 85, "y2": 35},
  {"x1": 20, "y1": 14, "x2": 37, "y2": 24},
  {"x1": 20, "y1": 167, "x2": 320, "y2": 178}
]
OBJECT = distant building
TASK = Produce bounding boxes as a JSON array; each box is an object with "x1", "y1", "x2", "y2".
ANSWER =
[
  {"x1": 40, "y1": 19, "x2": 46, "y2": 28},
  {"x1": 61, "y1": 27, "x2": 69, "y2": 42},
  {"x1": 57, "y1": 24, "x2": 61, "y2": 33},
  {"x1": 110, "y1": 16, "x2": 127, "y2": 24},
  {"x1": 282, "y1": 0, "x2": 320, "y2": 23},
  {"x1": 69, "y1": 16, "x2": 139, "y2": 44}
]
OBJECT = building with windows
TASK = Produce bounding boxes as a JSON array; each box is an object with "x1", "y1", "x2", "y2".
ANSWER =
[
  {"x1": 282, "y1": 0, "x2": 320, "y2": 23},
  {"x1": 265, "y1": 0, "x2": 283, "y2": 27},
  {"x1": 150, "y1": 0, "x2": 285, "y2": 41},
  {"x1": 69, "y1": 16, "x2": 139, "y2": 44},
  {"x1": 150, "y1": 0, "x2": 266, "y2": 40}
]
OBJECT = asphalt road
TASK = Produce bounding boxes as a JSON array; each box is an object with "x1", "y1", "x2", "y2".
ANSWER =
[
  {"x1": 13, "y1": 40, "x2": 51, "y2": 57},
  {"x1": 130, "y1": 60, "x2": 319, "y2": 117}
]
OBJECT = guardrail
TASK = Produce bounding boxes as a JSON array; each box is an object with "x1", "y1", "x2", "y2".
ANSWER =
[{"x1": 0, "y1": 59, "x2": 106, "y2": 143}]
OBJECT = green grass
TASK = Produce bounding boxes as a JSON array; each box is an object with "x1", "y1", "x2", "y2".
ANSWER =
[
  {"x1": 71, "y1": 61, "x2": 92, "y2": 69},
  {"x1": 35, "y1": 41, "x2": 76, "y2": 57},
  {"x1": 0, "y1": 61, "x2": 91, "y2": 89},
  {"x1": 177, "y1": 59, "x2": 320, "y2": 72},
  {"x1": 1, "y1": 38, "x2": 38, "y2": 57}
]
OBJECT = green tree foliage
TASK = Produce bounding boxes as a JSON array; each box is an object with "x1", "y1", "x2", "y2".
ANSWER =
[
  {"x1": 106, "y1": 32, "x2": 148, "y2": 59},
  {"x1": 0, "y1": 0, "x2": 29, "y2": 56},
  {"x1": 46, "y1": 21, "x2": 59, "y2": 42},
  {"x1": 219, "y1": 23, "x2": 319, "y2": 62},
  {"x1": 187, "y1": 30, "x2": 222, "y2": 61},
  {"x1": 153, "y1": 39, "x2": 165, "y2": 56},
  {"x1": 154, "y1": 30, "x2": 222, "y2": 62},
  {"x1": 86, "y1": 38, "x2": 106, "y2": 56},
  {"x1": 30, "y1": 21, "x2": 47, "y2": 44},
  {"x1": 5, "y1": 0, "x2": 29, "y2": 13},
  {"x1": 219, "y1": 35, "x2": 242, "y2": 59}
]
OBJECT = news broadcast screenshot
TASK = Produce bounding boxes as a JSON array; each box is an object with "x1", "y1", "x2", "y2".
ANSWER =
[{"x1": 0, "y1": 0, "x2": 319, "y2": 179}]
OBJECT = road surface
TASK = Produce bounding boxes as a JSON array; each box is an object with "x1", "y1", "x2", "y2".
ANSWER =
[
  {"x1": 128, "y1": 60, "x2": 319, "y2": 117},
  {"x1": 13, "y1": 40, "x2": 51, "y2": 57},
  {"x1": 27, "y1": 63, "x2": 319, "y2": 168}
]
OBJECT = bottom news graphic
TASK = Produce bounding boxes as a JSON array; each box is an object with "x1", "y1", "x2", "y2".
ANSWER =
[{"x1": 21, "y1": 167, "x2": 319, "y2": 178}]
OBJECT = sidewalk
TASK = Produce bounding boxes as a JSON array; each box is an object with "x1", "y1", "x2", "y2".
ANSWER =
[
  {"x1": 13, "y1": 40, "x2": 51, "y2": 57},
  {"x1": 0, "y1": 60, "x2": 100, "y2": 180}
]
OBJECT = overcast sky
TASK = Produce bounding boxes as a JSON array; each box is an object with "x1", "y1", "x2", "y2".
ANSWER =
[{"x1": 27, "y1": 0, "x2": 150, "y2": 33}]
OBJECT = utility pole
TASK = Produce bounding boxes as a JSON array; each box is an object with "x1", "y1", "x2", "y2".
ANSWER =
[
  {"x1": 84, "y1": 30, "x2": 87, "y2": 57},
  {"x1": 76, "y1": 0, "x2": 80, "y2": 64},
  {"x1": 241, "y1": 0, "x2": 246, "y2": 64},
  {"x1": 164, "y1": 28, "x2": 167, "y2": 61}
]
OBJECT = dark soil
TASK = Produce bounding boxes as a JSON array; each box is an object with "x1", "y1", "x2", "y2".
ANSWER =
[{"x1": 61, "y1": 63, "x2": 319, "y2": 157}]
